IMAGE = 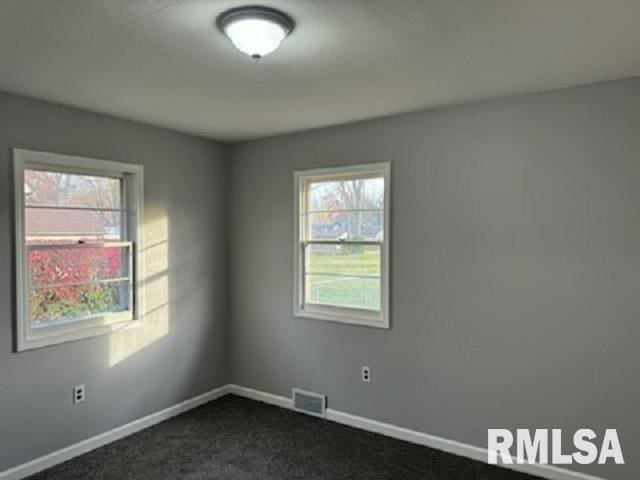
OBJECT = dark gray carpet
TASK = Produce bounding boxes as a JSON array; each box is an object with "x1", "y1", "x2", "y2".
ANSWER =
[{"x1": 27, "y1": 395, "x2": 541, "y2": 480}]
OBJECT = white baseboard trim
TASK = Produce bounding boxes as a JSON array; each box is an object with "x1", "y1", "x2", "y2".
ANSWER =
[
  {"x1": 0, "y1": 385, "x2": 231, "y2": 480},
  {"x1": 227, "y1": 384, "x2": 606, "y2": 480},
  {"x1": 228, "y1": 384, "x2": 292, "y2": 409},
  {"x1": 1, "y1": 384, "x2": 607, "y2": 480}
]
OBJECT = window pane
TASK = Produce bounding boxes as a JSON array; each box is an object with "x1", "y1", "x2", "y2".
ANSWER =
[
  {"x1": 30, "y1": 280, "x2": 131, "y2": 327},
  {"x1": 306, "y1": 275, "x2": 380, "y2": 311},
  {"x1": 25, "y1": 169, "x2": 121, "y2": 209},
  {"x1": 25, "y1": 207, "x2": 121, "y2": 243},
  {"x1": 308, "y1": 211, "x2": 383, "y2": 241},
  {"x1": 309, "y1": 177, "x2": 384, "y2": 211},
  {"x1": 29, "y1": 245, "x2": 130, "y2": 288},
  {"x1": 306, "y1": 244, "x2": 380, "y2": 276}
]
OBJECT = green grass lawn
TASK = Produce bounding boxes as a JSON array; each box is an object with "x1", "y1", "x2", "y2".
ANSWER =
[{"x1": 307, "y1": 249, "x2": 380, "y2": 310}]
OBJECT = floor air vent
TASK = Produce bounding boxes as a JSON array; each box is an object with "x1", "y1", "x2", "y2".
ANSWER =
[{"x1": 292, "y1": 388, "x2": 326, "y2": 418}]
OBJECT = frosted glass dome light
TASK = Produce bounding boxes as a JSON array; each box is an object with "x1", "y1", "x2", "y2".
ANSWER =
[{"x1": 217, "y1": 6, "x2": 294, "y2": 60}]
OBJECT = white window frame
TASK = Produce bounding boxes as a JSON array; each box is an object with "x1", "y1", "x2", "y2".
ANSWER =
[
  {"x1": 13, "y1": 149, "x2": 144, "y2": 351},
  {"x1": 293, "y1": 162, "x2": 390, "y2": 329}
]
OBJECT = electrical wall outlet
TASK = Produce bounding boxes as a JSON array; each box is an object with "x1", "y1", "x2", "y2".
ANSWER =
[
  {"x1": 361, "y1": 366, "x2": 371, "y2": 383},
  {"x1": 73, "y1": 384, "x2": 86, "y2": 404}
]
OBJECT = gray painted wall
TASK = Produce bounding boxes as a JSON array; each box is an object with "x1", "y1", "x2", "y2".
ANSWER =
[
  {"x1": 2, "y1": 78, "x2": 639, "y2": 479},
  {"x1": 0, "y1": 93, "x2": 229, "y2": 470},
  {"x1": 229, "y1": 77, "x2": 640, "y2": 480}
]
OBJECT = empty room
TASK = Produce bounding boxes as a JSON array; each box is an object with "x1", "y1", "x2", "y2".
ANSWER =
[{"x1": 0, "y1": 1, "x2": 637, "y2": 479}]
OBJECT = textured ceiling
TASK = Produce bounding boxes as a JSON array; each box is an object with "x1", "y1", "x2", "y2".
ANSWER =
[{"x1": 1, "y1": 0, "x2": 640, "y2": 141}]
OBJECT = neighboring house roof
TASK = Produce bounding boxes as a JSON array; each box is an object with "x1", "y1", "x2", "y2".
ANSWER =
[{"x1": 25, "y1": 208, "x2": 114, "y2": 235}]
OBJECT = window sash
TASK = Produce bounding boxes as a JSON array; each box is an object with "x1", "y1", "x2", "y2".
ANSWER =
[
  {"x1": 26, "y1": 238, "x2": 135, "y2": 329},
  {"x1": 300, "y1": 243, "x2": 383, "y2": 306},
  {"x1": 27, "y1": 241, "x2": 133, "y2": 290},
  {"x1": 25, "y1": 176, "x2": 128, "y2": 240}
]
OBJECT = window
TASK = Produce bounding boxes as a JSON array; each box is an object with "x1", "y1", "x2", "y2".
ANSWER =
[
  {"x1": 14, "y1": 149, "x2": 144, "y2": 351},
  {"x1": 294, "y1": 163, "x2": 390, "y2": 328}
]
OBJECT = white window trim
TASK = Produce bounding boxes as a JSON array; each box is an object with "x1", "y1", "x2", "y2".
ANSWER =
[
  {"x1": 293, "y1": 162, "x2": 391, "y2": 329},
  {"x1": 13, "y1": 148, "x2": 145, "y2": 352}
]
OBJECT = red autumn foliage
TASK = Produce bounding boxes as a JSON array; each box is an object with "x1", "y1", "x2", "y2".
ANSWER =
[{"x1": 29, "y1": 245, "x2": 125, "y2": 321}]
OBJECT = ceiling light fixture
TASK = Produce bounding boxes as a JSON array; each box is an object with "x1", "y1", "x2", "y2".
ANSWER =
[{"x1": 217, "y1": 6, "x2": 294, "y2": 60}]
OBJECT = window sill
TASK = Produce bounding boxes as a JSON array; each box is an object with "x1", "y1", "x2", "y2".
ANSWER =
[
  {"x1": 17, "y1": 318, "x2": 143, "y2": 352},
  {"x1": 295, "y1": 306, "x2": 389, "y2": 329}
]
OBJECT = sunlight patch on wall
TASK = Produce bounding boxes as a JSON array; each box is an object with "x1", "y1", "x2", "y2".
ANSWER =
[{"x1": 109, "y1": 214, "x2": 170, "y2": 366}]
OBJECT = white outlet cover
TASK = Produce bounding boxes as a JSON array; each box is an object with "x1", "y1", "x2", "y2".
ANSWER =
[{"x1": 73, "y1": 385, "x2": 86, "y2": 404}]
